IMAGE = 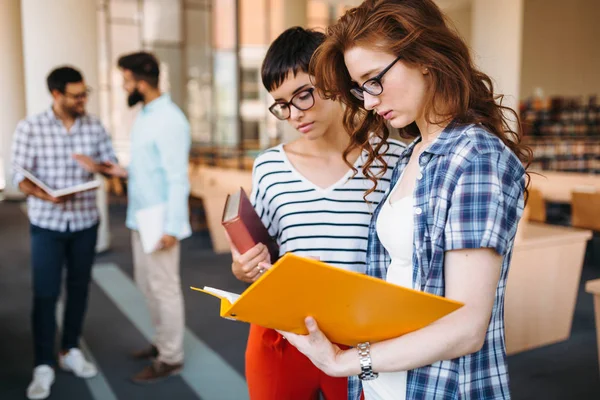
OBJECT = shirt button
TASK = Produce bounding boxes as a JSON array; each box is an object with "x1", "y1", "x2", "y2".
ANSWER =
[
  {"x1": 417, "y1": 172, "x2": 423, "y2": 180},
  {"x1": 415, "y1": 207, "x2": 423, "y2": 215}
]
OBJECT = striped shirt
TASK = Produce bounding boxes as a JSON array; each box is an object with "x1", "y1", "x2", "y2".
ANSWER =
[
  {"x1": 250, "y1": 140, "x2": 405, "y2": 273},
  {"x1": 11, "y1": 108, "x2": 117, "y2": 232},
  {"x1": 348, "y1": 121, "x2": 526, "y2": 400}
]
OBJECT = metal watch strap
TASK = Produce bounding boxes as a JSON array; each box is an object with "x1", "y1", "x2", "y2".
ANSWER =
[{"x1": 357, "y1": 342, "x2": 379, "y2": 381}]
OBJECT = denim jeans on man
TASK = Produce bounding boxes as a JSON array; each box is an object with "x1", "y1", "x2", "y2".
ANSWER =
[{"x1": 30, "y1": 223, "x2": 98, "y2": 366}]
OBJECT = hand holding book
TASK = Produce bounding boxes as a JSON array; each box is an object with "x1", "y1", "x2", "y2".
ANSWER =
[
  {"x1": 13, "y1": 163, "x2": 98, "y2": 199},
  {"x1": 192, "y1": 253, "x2": 464, "y2": 347},
  {"x1": 72, "y1": 154, "x2": 128, "y2": 178},
  {"x1": 230, "y1": 242, "x2": 272, "y2": 283},
  {"x1": 222, "y1": 188, "x2": 279, "y2": 264},
  {"x1": 18, "y1": 178, "x2": 69, "y2": 204}
]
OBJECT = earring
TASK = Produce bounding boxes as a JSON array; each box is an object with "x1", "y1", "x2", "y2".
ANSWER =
[{"x1": 423, "y1": 68, "x2": 429, "y2": 74}]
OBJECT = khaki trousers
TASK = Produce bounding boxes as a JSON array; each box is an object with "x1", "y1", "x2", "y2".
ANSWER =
[{"x1": 131, "y1": 231, "x2": 185, "y2": 364}]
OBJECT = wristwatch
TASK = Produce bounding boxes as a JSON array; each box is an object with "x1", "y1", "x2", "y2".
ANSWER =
[{"x1": 357, "y1": 342, "x2": 379, "y2": 381}]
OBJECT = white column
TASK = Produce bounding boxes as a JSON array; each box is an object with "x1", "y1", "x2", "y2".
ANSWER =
[
  {"x1": 471, "y1": 0, "x2": 524, "y2": 130},
  {"x1": 0, "y1": 0, "x2": 26, "y2": 200},
  {"x1": 21, "y1": 0, "x2": 111, "y2": 252},
  {"x1": 271, "y1": 0, "x2": 308, "y2": 143}
]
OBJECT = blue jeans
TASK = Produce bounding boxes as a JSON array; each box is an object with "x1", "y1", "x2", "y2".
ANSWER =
[{"x1": 30, "y1": 223, "x2": 98, "y2": 366}]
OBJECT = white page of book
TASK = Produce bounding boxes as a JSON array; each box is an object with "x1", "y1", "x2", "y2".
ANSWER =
[
  {"x1": 13, "y1": 164, "x2": 100, "y2": 197},
  {"x1": 203, "y1": 286, "x2": 241, "y2": 304}
]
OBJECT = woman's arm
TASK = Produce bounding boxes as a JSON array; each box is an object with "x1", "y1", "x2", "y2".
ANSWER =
[
  {"x1": 229, "y1": 154, "x2": 276, "y2": 283},
  {"x1": 332, "y1": 247, "x2": 501, "y2": 376},
  {"x1": 230, "y1": 239, "x2": 271, "y2": 283},
  {"x1": 283, "y1": 247, "x2": 502, "y2": 377}
]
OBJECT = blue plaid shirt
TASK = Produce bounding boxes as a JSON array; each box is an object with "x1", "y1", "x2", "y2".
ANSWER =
[{"x1": 349, "y1": 121, "x2": 525, "y2": 399}]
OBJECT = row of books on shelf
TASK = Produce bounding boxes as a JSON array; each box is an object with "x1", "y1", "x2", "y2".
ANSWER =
[
  {"x1": 529, "y1": 158, "x2": 600, "y2": 173},
  {"x1": 527, "y1": 137, "x2": 600, "y2": 172},
  {"x1": 520, "y1": 94, "x2": 600, "y2": 137},
  {"x1": 525, "y1": 138, "x2": 600, "y2": 158}
]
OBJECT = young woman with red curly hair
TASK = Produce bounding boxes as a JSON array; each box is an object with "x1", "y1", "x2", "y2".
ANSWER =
[{"x1": 278, "y1": 1, "x2": 532, "y2": 399}]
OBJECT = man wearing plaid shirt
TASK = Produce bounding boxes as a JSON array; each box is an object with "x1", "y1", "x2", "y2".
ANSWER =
[{"x1": 11, "y1": 66, "x2": 120, "y2": 400}]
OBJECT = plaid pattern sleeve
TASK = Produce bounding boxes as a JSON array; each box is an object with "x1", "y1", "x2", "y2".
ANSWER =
[
  {"x1": 96, "y1": 124, "x2": 118, "y2": 164},
  {"x1": 444, "y1": 151, "x2": 522, "y2": 256},
  {"x1": 10, "y1": 109, "x2": 117, "y2": 232},
  {"x1": 11, "y1": 120, "x2": 36, "y2": 186},
  {"x1": 349, "y1": 122, "x2": 525, "y2": 400}
]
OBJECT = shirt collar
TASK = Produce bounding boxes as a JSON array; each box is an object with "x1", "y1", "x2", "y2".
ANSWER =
[
  {"x1": 398, "y1": 118, "x2": 461, "y2": 160},
  {"x1": 45, "y1": 106, "x2": 83, "y2": 129},
  {"x1": 45, "y1": 106, "x2": 61, "y2": 125},
  {"x1": 142, "y1": 93, "x2": 170, "y2": 113},
  {"x1": 425, "y1": 118, "x2": 461, "y2": 156}
]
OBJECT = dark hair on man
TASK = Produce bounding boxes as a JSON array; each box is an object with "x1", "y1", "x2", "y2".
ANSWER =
[
  {"x1": 261, "y1": 27, "x2": 325, "y2": 92},
  {"x1": 46, "y1": 66, "x2": 83, "y2": 94},
  {"x1": 117, "y1": 51, "x2": 160, "y2": 88}
]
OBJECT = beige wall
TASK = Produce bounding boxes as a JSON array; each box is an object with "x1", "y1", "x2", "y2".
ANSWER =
[
  {"x1": 241, "y1": 0, "x2": 268, "y2": 46},
  {"x1": 472, "y1": 0, "x2": 524, "y2": 124},
  {"x1": 520, "y1": 0, "x2": 600, "y2": 99},
  {"x1": 444, "y1": 4, "x2": 472, "y2": 48}
]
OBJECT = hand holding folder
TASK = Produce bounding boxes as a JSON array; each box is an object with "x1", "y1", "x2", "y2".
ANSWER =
[{"x1": 192, "y1": 253, "x2": 463, "y2": 347}]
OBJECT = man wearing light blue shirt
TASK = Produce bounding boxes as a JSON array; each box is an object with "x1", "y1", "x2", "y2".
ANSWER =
[{"x1": 116, "y1": 52, "x2": 191, "y2": 383}]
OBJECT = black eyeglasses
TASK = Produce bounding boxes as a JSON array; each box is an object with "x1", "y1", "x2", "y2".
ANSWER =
[
  {"x1": 64, "y1": 87, "x2": 92, "y2": 101},
  {"x1": 350, "y1": 56, "x2": 402, "y2": 101},
  {"x1": 268, "y1": 87, "x2": 316, "y2": 120}
]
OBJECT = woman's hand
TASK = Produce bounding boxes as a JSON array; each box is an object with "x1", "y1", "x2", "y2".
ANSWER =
[
  {"x1": 231, "y1": 243, "x2": 272, "y2": 283},
  {"x1": 277, "y1": 317, "x2": 349, "y2": 377}
]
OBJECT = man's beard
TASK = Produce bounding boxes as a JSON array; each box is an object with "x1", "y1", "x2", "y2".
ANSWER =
[
  {"x1": 65, "y1": 104, "x2": 85, "y2": 118},
  {"x1": 127, "y1": 89, "x2": 145, "y2": 107}
]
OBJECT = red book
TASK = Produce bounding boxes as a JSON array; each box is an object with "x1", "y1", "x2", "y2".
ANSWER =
[{"x1": 221, "y1": 188, "x2": 279, "y2": 262}]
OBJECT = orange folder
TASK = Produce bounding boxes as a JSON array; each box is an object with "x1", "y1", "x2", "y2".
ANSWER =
[{"x1": 191, "y1": 253, "x2": 463, "y2": 347}]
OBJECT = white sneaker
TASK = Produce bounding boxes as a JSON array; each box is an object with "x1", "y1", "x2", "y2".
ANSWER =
[
  {"x1": 26, "y1": 365, "x2": 55, "y2": 400},
  {"x1": 58, "y1": 348, "x2": 98, "y2": 378}
]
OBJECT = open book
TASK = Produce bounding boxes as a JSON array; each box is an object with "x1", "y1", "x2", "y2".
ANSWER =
[
  {"x1": 192, "y1": 253, "x2": 463, "y2": 346},
  {"x1": 13, "y1": 164, "x2": 100, "y2": 198}
]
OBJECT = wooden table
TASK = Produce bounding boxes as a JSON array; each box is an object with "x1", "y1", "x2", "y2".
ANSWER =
[
  {"x1": 585, "y1": 279, "x2": 600, "y2": 374},
  {"x1": 505, "y1": 222, "x2": 592, "y2": 354},
  {"x1": 529, "y1": 170, "x2": 600, "y2": 203},
  {"x1": 189, "y1": 165, "x2": 253, "y2": 253}
]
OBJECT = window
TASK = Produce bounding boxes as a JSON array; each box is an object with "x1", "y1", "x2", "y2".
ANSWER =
[{"x1": 241, "y1": 67, "x2": 260, "y2": 101}]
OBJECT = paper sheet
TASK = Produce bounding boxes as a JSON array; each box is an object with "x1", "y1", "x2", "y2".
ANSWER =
[{"x1": 135, "y1": 203, "x2": 192, "y2": 254}]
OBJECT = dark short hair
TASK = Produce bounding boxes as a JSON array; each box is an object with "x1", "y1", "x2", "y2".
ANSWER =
[
  {"x1": 46, "y1": 66, "x2": 84, "y2": 94},
  {"x1": 261, "y1": 27, "x2": 325, "y2": 92},
  {"x1": 117, "y1": 51, "x2": 160, "y2": 88}
]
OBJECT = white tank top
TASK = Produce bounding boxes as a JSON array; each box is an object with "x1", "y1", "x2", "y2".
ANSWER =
[{"x1": 363, "y1": 176, "x2": 414, "y2": 400}]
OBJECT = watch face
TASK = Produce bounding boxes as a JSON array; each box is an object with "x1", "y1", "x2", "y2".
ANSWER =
[{"x1": 359, "y1": 371, "x2": 379, "y2": 381}]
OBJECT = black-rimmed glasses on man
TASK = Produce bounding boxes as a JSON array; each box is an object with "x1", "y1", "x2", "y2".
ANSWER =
[
  {"x1": 350, "y1": 56, "x2": 402, "y2": 101},
  {"x1": 64, "y1": 87, "x2": 92, "y2": 101},
  {"x1": 268, "y1": 87, "x2": 316, "y2": 120}
]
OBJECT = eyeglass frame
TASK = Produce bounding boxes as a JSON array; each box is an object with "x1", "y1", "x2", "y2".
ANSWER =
[
  {"x1": 350, "y1": 56, "x2": 402, "y2": 101},
  {"x1": 63, "y1": 86, "x2": 92, "y2": 101},
  {"x1": 268, "y1": 87, "x2": 316, "y2": 120}
]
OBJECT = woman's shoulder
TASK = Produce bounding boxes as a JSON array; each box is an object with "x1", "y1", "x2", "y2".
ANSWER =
[
  {"x1": 444, "y1": 123, "x2": 525, "y2": 177},
  {"x1": 252, "y1": 144, "x2": 285, "y2": 169},
  {"x1": 251, "y1": 144, "x2": 288, "y2": 183}
]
